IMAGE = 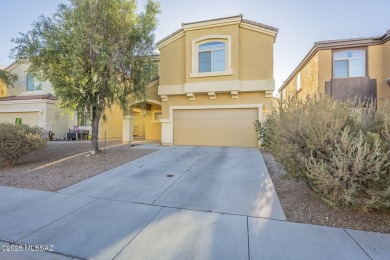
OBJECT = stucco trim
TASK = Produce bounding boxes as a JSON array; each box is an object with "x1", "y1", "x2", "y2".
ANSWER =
[
  {"x1": 184, "y1": 80, "x2": 240, "y2": 93},
  {"x1": 0, "y1": 99, "x2": 56, "y2": 105},
  {"x1": 158, "y1": 85, "x2": 185, "y2": 95},
  {"x1": 240, "y1": 80, "x2": 275, "y2": 91},
  {"x1": 159, "y1": 80, "x2": 275, "y2": 95},
  {"x1": 0, "y1": 109, "x2": 42, "y2": 113}
]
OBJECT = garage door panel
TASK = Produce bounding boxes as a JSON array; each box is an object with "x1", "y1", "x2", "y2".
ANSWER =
[{"x1": 173, "y1": 108, "x2": 258, "y2": 147}]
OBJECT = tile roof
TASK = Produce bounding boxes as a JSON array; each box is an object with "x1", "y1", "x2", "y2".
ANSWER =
[
  {"x1": 241, "y1": 19, "x2": 278, "y2": 32},
  {"x1": 315, "y1": 29, "x2": 390, "y2": 46},
  {"x1": 0, "y1": 93, "x2": 57, "y2": 102},
  {"x1": 156, "y1": 28, "x2": 184, "y2": 47},
  {"x1": 156, "y1": 15, "x2": 278, "y2": 47},
  {"x1": 181, "y1": 14, "x2": 243, "y2": 26}
]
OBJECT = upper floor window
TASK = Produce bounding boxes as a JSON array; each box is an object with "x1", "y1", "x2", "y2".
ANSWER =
[
  {"x1": 198, "y1": 41, "x2": 226, "y2": 73},
  {"x1": 26, "y1": 74, "x2": 42, "y2": 91},
  {"x1": 190, "y1": 35, "x2": 233, "y2": 78},
  {"x1": 333, "y1": 50, "x2": 365, "y2": 78}
]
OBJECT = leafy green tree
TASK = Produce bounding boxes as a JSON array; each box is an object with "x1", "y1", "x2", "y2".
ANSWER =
[{"x1": 11, "y1": 0, "x2": 160, "y2": 153}]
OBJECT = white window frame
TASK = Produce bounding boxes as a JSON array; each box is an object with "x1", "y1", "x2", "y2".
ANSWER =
[
  {"x1": 25, "y1": 73, "x2": 43, "y2": 92},
  {"x1": 333, "y1": 50, "x2": 366, "y2": 78},
  {"x1": 296, "y1": 73, "x2": 301, "y2": 92},
  {"x1": 151, "y1": 110, "x2": 162, "y2": 122},
  {"x1": 190, "y1": 35, "x2": 233, "y2": 78}
]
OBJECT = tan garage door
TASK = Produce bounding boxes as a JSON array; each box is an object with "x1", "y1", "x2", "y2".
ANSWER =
[
  {"x1": 0, "y1": 112, "x2": 39, "y2": 126},
  {"x1": 173, "y1": 108, "x2": 258, "y2": 147}
]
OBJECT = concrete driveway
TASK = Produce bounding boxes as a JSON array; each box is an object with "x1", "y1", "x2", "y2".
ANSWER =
[{"x1": 0, "y1": 145, "x2": 389, "y2": 260}]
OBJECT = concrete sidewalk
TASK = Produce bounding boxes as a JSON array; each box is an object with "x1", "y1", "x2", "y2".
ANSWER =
[{"x1": 0, "y1": 146, "x2": 389, "y2": 259}]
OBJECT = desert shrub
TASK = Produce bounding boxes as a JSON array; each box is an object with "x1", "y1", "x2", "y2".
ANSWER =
[
  {"x1": 0, "y1": 123, "x2": 47, "y2": 166},
  {"x1": 262, "y1": 95, "x2": 390, "y2": 210},
  {"x1": 263, "y1": 95, "x2": 352, "y2": 179}
]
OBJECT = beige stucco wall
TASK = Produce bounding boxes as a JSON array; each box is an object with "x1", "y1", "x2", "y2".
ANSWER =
[
  {"x1": 159, "y1": 36, "x2": 186, "y2": 86},
  {"x1": 370, "y1": 41, "x2": 390, "y2": 107},
  {"x1": 185, "y1": 24, "x2": 240, "y2": 83},
  {"x1": 0, "y1": 81, "x2": 6, "y2": 97},
  {"x1": 381, "y1": 40, "x2": 390, "y2": 105},
  {"x1": 99, "y1": 103, "x2": 123, "y2": 139},
  {"x1": 368, "y1": 45, "x2": 383, "y2": 106},
  {"x1": 145, "y1": 104, "x2": 161, "y2": 140},
  {"x1": 146, "y1": 82, "x2": 160, "y2": 102},
  {"x1": 282, "y1": 53, "x2": 320, "y2": 101},
  {"x1": 317, "y1": 49, "x2": 332, "y2": 96},
  {"x1": 239, "y1": 28, "x2": 274, "y2": 80},
  {"x1": 7, "y1": 63, "x2": 54, "y2": 96}
]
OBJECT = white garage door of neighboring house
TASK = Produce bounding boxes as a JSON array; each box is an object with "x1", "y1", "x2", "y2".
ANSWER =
[
  {"x1": 173, "y1": 108, "x2": 259, "y2": 148},
  {"x1": 0, "y1": 112, "x2": 39, "y2": 126}
]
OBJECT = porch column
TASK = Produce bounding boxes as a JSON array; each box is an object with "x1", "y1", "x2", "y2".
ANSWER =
[{"x1": 122, "y1": 108, "x2": 134, "y2": 144}]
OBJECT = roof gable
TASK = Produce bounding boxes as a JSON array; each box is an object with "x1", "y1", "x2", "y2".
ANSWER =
[{"x1": 157, "y1": 15, "x2": 278, "y2": 49}]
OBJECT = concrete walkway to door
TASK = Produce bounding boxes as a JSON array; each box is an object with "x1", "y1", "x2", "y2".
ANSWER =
[{"x1": 0, "y1": 145, "x2": 389, "y2": 260}]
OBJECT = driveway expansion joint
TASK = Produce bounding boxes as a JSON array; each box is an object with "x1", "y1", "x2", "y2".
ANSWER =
[
  {"x1": 14, "y1": 198, "x2": 99, "y2": 243},
  {"x1": 246, "y1": 217, "x2": 251, "y2": 260},
  {"x1": 151, "y1": 147, "x2": 211, "y2": 205},
  {"x1": 112, "y1": 207, "x2": 164, "y2": 260},
  {"x1": 343, "y1": 229, "x2": 374, "y2": 260}
]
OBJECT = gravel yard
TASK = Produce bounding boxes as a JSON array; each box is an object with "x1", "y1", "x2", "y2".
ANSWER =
[
  {"x1": 261, "y1": 149, "x2": 390, "y2": 234},
  {"x1": 0, "y1": 140, "x2": 155, "y2": 192}
]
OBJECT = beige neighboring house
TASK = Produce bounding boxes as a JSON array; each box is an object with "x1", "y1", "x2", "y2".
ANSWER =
[
  {"x1": 279, "y1": 29, "x2": 390, "y2": 108},
  {"x1": 0, "y1": 61, "x2": 72, "y2": 137},
  {"x1": 123, "y1": 15, "x2": 278, "y2": 147}
]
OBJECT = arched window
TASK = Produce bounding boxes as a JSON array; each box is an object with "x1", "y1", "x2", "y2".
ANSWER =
[
  {"x1": 198, "y1": 41, "x2": 226, "y2": 73},
  {"x1": 333, "y1": 50, "x2": 365, "y2": 78},
  {"x1": 190, "y1": 35, "x2": 232, "y2": 78}
]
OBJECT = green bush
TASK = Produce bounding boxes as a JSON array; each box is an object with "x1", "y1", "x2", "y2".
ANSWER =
[
  {"x1": 262, "y1": 95, "x2": 390, "y2": 210},
  {"x1": 0, "y1": 123, "x2": 47, "y2": 166}
]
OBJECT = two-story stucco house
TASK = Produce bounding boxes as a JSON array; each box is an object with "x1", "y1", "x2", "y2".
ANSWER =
[
  {"x1": 0, "y1": 61, "x2": 72, "y2": 137},
  {"x1": 123, "y1": 15, "x2": 278, "y2": 147},
  {"x1": 279, "y1": 29, "x2": 390, "y2": 108}
]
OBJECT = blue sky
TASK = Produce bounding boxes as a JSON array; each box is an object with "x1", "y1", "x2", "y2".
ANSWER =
[{"x1": 1, "y1": 0, "x2": 389, "y2": 92}]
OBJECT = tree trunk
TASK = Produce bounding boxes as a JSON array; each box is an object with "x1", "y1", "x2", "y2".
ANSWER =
[{"x1": 91, "y1": 107, "x2": 102, "y2": 154}]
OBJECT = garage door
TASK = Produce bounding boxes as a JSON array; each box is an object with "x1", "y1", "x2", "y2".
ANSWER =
[
  {"x1": 0, "y1": 112, "x2": 39, "y2": 126},
  {"x1": 173, "y1": 108, "x2": 258, "y2": 147}
]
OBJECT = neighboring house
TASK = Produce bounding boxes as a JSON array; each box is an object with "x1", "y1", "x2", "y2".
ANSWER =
[
  {"x1": 0, "y1": 61, "x2": 72, "y2": 137},
  {"x1": 0, "y1": 61, "x2": 133, "y2": 140},
  {"x1": 123, "y1": 15, "x2": 278, "y2": 147},
  {"x1": 279, "y1": 29, "x2": 390, "y2": 108}
]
